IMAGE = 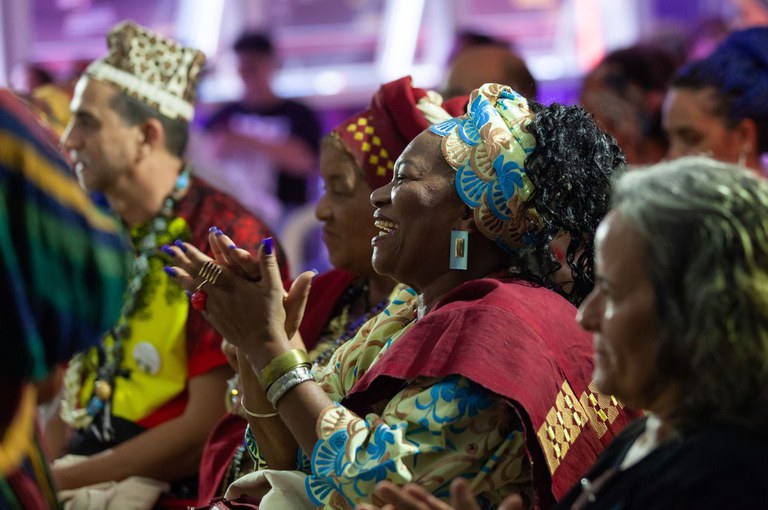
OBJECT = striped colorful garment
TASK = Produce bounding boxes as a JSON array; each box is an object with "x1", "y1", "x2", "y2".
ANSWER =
[
  {"x1": 0, "y1": 88, "x2": 129, "y2": 509},
  {"x1": 0, "y1": 88, "x2": 128, "y2": 382}
]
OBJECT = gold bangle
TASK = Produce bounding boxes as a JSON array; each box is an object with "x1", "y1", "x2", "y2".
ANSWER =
[
  {"x1": 240, "y1": 398, "x2": 279, "y2": 418},
  {"x1": 257, "y1": 349, "x2": 311, "y2": 389}
]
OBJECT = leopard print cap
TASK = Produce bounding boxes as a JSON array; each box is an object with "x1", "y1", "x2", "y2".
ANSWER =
[{"x1": 85, "y1": 21, "x2": 205, "y2": 121}]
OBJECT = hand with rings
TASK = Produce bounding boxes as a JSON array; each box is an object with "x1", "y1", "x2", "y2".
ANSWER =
[
  {"x1": 161, "y1": 228, "x2": 315, "y2": 364},
  {"x1": 207, "y1": 226, "x2": 262, "y2": 282},
  {"x1": 203, "y1": 227, "x2": 314, "y2": 342}
]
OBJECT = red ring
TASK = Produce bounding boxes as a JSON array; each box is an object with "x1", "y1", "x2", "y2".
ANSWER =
[{"x1": 191, "y1": 290, "x2": 208, "y2": 312}]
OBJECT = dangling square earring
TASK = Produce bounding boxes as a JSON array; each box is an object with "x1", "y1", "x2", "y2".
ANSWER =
[{"x1": 450, "y1": 230, "x2": 468, "y2": 270}]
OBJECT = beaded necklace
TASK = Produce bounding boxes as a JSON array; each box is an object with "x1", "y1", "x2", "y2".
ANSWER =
[{"x1": 60, "y1": 168, "x2": 191, "y2": 431}]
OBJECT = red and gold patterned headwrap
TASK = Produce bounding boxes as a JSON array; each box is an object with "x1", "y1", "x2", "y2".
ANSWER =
[{"x1": 333, "y1": 76, "x2": 468, "y2": 190}]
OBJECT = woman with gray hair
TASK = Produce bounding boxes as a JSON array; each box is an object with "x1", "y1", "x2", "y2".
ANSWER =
[
  {"x1": 564, "y1": 156, "x2": 768, "y2": 509},
  {"x1": 367, "y1": 156, "x2": 768, "y2": 509}
]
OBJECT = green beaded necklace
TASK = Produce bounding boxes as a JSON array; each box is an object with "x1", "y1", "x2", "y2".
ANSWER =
[{"x1": 60, "y1": 168, "x2": 192, "y2": 432}]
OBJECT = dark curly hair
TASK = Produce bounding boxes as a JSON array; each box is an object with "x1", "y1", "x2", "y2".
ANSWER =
[{"x1": 523, "y1": 101, "x2": 625, "y2": 305}]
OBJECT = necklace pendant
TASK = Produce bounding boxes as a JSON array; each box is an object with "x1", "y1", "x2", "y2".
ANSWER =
[
  {"x1": 94, "y1": 379, "x2": 112, "y2": 401},
  {"x1": 86, "y1": 396, "x2": 105, "y2": 416}
]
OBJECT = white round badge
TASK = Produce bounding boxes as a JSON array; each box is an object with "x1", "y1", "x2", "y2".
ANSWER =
[{"x1": 133, "y1": 342, "x2": 162, "y2": 375}]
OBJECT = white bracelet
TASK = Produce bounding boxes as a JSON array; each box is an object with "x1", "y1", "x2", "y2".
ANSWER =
[{"x1": 266, "y1": 366, "x2": 313, "y2": 407}]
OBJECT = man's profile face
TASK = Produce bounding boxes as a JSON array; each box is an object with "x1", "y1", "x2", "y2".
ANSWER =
[{"x1": 61, "y1": 77, "x2": 141, "y2": 192}]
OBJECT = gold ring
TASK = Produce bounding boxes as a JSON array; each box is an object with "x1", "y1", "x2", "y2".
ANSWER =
[{"x1": 196, "y1": 260, "x2": 222, "y2": 290}]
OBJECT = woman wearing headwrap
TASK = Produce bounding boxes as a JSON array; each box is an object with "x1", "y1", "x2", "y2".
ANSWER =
[
  {"x1": 0, "y1": 88, "x2": 128, "y2": 508},
  {"x1": 196, "y1": 77, "x2": 467, "y2": 503},
  {"x1": 663, "y1": 27, "x2": 768, "y2": 173},
  {"x1": 166, "y1": 83, "x2": 633, "y2": 509},
  {"x1": 370, "y1": 157, "x2": 768, "y2": 510}
]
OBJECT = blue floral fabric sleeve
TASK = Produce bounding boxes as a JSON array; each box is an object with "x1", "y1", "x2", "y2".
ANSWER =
[{"x1": 305, "y1": 375, "x2": 531, "y2": 509}]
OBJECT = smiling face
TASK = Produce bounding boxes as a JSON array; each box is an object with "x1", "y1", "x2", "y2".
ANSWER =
[
  {"x1": 662, "y1": 87, "x2": 743, "y2": 164},
  {"x1": 61, "y1": 76, "x2": 141, "y2": 192},
  {"x1": 577, "y1": 211, "x2": 662, "y2": 409},
  {"x1": 369, "y1": 131, "x2": 467, "y2": 290},
  {"x1": 315, "y1": 135, "x2": 378, "y2": 276}
]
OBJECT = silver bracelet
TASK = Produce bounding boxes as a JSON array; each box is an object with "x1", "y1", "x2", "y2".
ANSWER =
[{"x1": 266, "y1": 366, "x2": 313, "y2": 407}]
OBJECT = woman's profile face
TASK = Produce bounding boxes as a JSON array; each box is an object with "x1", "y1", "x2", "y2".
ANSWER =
[
  {"x1": 315, "y1": 136, "x2": 377, "y2": 276},
  {"x1": 578, "y1": 211, "x2": 662, "y2": 409},
  {"x1": 662, "y1": 87, "x2": 743, "y2": 164},
  {"x1": 369, "y1": 131, "x2": 466, "y2": 289}
]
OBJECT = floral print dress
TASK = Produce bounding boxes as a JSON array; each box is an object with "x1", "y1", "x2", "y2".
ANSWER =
[{"x1": 303, "y1": 287, "x2": 532, "y2": 509}]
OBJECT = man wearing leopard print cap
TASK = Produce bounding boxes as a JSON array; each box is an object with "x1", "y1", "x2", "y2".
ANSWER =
[{"x1": 50, "y1": 21, "x2": 287, "y2": 506}]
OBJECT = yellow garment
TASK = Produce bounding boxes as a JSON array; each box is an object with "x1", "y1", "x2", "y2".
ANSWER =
[
  {"x1": 0, "y1": 385, "x2": 36, "y2": 476},
  {"x1": 30, "y1": 84, "x2": 72, "y2": 136},
  {"x1": 80, "y1": 261, "x2": 188, "y2": 423}
]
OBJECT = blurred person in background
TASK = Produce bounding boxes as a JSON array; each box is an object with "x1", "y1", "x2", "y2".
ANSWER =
[
  {"x1": 10, "y1": 62, "x2": 55, "y2": 94},
  {"x1": 9, "y1": 62, "x2": 74, "y2": 137},
  {"x1": 580, "y1": 44, "x2": 679, "y2": 166},
  {"x1": 0, "y1": 87, "x2": 128, "y2": 509},
  {"x1": 197, "y1": 31, "x2": 321, "y2": 228},
  {"x1": 27, "y1": 83, "x2": 74, "y2": 137},
  {"x1": 663, "y1": 26, "x2": 768, "y2": 174},
  {"x1": 442, "y1": 31, "x2": 537, "y2": 101}
]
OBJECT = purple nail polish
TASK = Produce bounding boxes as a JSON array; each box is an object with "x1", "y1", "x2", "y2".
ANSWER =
[
  {"x1": 174, "y1": 239, "x2": 187, "y2": 253},
  {"x1": 185, "y1": 290, "x2": 192, "y2": 298},
  {"x1": 208, "y1": 226, "x2": 218, "y2": 233},
  {"x1": 263, "y1": 237, "x2": 273, "y2": 255},
  {"x1": 228, "y1": 244, "x2": 238, "y2": 250},
  {"x1": 160, "y1": 245, "x2": 175, "y2": 257},
  {"x1": 163, "y1": 266, "x2": 177, "y2": 277}
]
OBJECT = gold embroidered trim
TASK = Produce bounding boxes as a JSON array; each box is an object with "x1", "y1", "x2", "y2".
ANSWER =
[
  {"x1": 579, "y1": 382, "x2": 624, "y2": 439},
  {"x1": 536, "y1": 381, "x2": 626, "y2": 474},
  {"x1": 536, "y1": 380, "x2": 587, "y2": 474}
]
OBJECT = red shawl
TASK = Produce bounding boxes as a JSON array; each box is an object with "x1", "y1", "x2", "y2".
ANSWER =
[
  {"x1": 298, "y1": 269, "x2": 356, "y2": 350},
  {"x1": 343, "y1": 279, "x2": 639, "y2": 508}
]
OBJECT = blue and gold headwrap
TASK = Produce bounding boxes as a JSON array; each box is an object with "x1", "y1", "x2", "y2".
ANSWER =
[{"x1": 430, "y1": 83, "x2": 539, "y2": 255}]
